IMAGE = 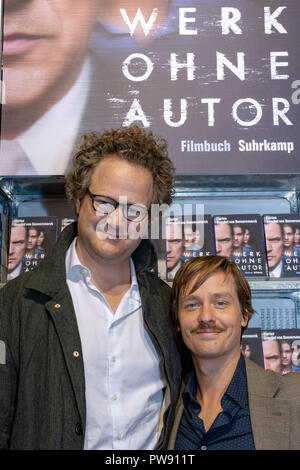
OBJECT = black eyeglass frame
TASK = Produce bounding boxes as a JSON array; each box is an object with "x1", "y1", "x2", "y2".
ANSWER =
[{"x1": 86, "y1": 188, "x2": 149, "y2": 222}]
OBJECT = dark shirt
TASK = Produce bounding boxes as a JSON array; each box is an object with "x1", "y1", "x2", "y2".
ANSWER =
[{"x1": 174, "y1": 355, "x2": 255, "y2": 450}]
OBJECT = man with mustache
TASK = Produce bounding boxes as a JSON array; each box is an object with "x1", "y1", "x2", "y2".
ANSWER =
[
  {"x1": 0, "y1": 125, "x2": 181, "y2": 450},
  {"x1": 167, "y1": 255, "x2": 300, "y2": 450}
]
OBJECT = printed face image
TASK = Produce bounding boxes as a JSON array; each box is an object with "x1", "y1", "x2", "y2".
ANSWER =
[
  {"x1": 27, "y1": 228, "x2": 38, "y2": 251},
  {"x1": 37, "y1": 230, "x2": 45, "y2": 247},
  {"x1": 233, "y1": 225, "x2": 244, "y2": 249},
  {"x1": 283, "y1": 224, "x2": 294, "y2": 249},
  {"x1": 294, "y1": 227, "x2": 300, "y2": 245},
  {"x1": 243, "y1": 228, "x2": 250, "y2": 245},
  {"x1": 3, "y1": 0, "x2": 100, "y2": 110},
  {"x1": 264, "y1": 223, "x2": 283, "y2": 270},
  {"x1": 215, "y1": 223, "x2": 233, "y2": 258},
  {"x1": 184, "y1": 226, "x2": 201, "y2": 250},
  {"x1": 242, "y1": 343, "x2": 251, "y2": 358},
  {"x1": 262, "y1": 339, "x2": 281, "y2": 373},
  {"x1": 76, "y1": 154, "x2": 153, "y2": 267},
  {"x1": 8, "y1": 225, "x2": 27, "y2": 272},
  {"x1": 177, "y1": 270, "x2": 248, "y2": 362},
  {"x1": 281, "y1": 342, "x2": 292, "y2": 368},
  {"x1": 166, "y1": 223, "x2": 184, "y2": 271}
]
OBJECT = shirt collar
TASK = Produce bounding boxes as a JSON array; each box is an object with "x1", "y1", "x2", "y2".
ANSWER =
[
  {"x1": 182, "y1": 368, "x2": 199, "y2": 410},
  {"x1": 223, "y1": 354, "x2": 248, "y2": 409},
  {"x1": 182, "y1": 354, "x2": 248, "y2": 410},
  {"x1": 65, "y1": 236, "x2": 139, "y2": 293},
  {"x1": 269, "y1": 260, "x2": 282, "y2": 278}
]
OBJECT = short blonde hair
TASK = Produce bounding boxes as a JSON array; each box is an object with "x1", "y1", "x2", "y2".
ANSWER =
[{"x1": 170, "y1": 255, "x2": 255, "y2": 335}]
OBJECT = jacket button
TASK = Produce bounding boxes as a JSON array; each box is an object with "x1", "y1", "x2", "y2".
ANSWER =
[
  {"x1": 75, "y1": 422, "x2": 83, "y2": 435},
  {"x1": 54, "y1": 304, "x2": 61, "y2": 309}
]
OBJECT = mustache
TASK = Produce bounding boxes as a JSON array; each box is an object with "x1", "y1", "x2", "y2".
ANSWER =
[{"x1": 191, "y1": 324, "x2": 223, "y2": 334}]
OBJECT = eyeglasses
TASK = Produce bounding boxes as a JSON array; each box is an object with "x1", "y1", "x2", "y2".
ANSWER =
[{"x1": 86, "y1": 189, "x2": 149, "y2": 222}]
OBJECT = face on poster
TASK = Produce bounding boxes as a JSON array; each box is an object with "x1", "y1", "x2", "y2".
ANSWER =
[{"x1": 1, "y1": 0, "x2": 300, "y2": 176}]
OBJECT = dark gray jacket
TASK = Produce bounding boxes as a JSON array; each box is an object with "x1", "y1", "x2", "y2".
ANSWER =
[{"x1": 0, "y1": 223, "x2": 181, "y2": 450}]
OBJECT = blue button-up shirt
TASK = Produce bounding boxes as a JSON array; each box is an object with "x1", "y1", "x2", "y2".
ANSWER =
[{"x1": 175, "y1": 355, "x2": 255, "y2": 450}]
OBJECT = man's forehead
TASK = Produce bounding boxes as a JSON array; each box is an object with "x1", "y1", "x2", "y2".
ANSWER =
[
  {"x1": 166, "y1": 223, "x2": 182, "y2": 238},
  {"x1": 264, "y1": 339, "x2": 279, "y2": 352},
  {"x1": 216, "y1": 223, "x2": 231, "y2": 237},
  {"x1": 11, "y1": 225, "x2": 26, "y2": 236},
  {"x1": 266, "y1": 223, "x2": 281, "y2": 237},
  {"x1": 182, "y1": 270, "x2": 236, "y2": 298}
]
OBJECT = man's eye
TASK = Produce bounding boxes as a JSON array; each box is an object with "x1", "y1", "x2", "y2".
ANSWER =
[
  {"x1": 216, "y1": 301, "x2": 226, "y2": 307},
  {"x1": 95, "y1": 201, "x2": 115, "y2": 214},
  {"x1": 184, "y1": 302, "x2": 198, "y2": 309}
]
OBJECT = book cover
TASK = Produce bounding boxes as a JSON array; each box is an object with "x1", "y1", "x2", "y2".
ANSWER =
[
  {"x1": 262, "y1": 329, "x2": 300, "y2": 374},
  {"x1": 163, "y1": 214, "x2": 215, "y2": 281},
  {"x1": 0, "y1": 213, "x2": 9, "y2": 283},
  {"x1": 213, "y1": 214, "x2": 268, "y2": 277},
  {"x1": 263, "y1": 214, "x2": 300, "y2": 278},
  {"x1": 7, "y1": 217, "x2": 58, "y2": 281},
  {"x1": 241, "y1": 328, "x2": 264, "y2": 368}
]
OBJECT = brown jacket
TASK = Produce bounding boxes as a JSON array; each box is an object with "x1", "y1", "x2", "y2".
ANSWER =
[{"x1": 168, "y1": 358, "x2": 300, "y2": 450}]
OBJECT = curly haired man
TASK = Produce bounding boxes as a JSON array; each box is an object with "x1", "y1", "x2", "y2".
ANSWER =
[{"x1": 0, "y1": 126, "x2": 181, "y2": 450}]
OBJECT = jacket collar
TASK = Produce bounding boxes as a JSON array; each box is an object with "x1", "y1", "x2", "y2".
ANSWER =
[
  {"x1": 245, "y1": 357, "x2": 281, "y2": 398},
  {"x1": 245, "y1": 358, "x2": 293, "y2": 450},
  {"x1": 24, "y1": 222, "x2": 158, "y2": 297}
]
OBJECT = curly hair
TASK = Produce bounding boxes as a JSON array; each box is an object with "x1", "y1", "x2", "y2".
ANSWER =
[{"x1": 65, "y1": 125, "x2": 175, "y2": 208}]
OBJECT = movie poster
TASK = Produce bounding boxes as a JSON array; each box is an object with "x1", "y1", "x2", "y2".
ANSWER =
[
  {"x1": 262, "y1": 329, "x2": 300, "y2": 374},
  {"x1": 161, "y1": 213, "x2": 215, "y2": 281},
  {"x1": 241, "y1": 328, "x2": 264, "y2": 368},
  {"x1": 213, "y1": 214, "x2": 268, "y2": 277},
  {"x1": 7, "y1": 217, "x2": 58, "y2": 281},
  {"x1": 1, "y1": 1, "x2": 300, "y2": 176},
  {"x1": 263, "y1": 213, "x2": 300, "y2": 278}
]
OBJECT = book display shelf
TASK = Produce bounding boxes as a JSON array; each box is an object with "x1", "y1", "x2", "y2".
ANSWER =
[{"x1": 1, "y1": 173, "x2": 300, "y2": 372}]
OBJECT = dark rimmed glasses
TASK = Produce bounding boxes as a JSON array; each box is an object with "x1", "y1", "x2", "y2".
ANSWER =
[{"x1": 86, "y1": 189, "x2": 149, "y2": 223}]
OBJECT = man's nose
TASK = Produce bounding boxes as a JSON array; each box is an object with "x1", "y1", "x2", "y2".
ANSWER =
[
  {"x1": 106, "y1": 207, "x2": 128, "y2": 237},
  {"x1": 197, "y1": 302, "x2": 216, "y2": 325},
  {"x1": 106, "y1": 206, "x2": 123, "y2": 226}
]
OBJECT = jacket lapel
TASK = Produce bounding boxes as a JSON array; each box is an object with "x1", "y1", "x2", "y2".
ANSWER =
[
  {"x1": 169, "y1": 360, "x2": 292, "y2": 450},
  {"x1": 45, "y1": 289, "x2": 86, "y2": 428},
  {"x1": 245, "y1": 359, "x2": 290, "y2": 450},
  {"x1": 24, "y1": 223, "x2": 86, "y2": 428}
]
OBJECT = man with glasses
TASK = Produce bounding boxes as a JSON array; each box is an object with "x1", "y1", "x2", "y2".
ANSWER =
[{"x1": 0, "y1": 125, "x2": 181, "y2": 450}]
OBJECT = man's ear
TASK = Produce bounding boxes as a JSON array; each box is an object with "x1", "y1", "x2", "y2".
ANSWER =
[
  {"x1": 241, "y1": 310, "x2": 249, "y2": 328},
  {"x1": 75, "y1": 199, "x2": 81, "y2": 215}
]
